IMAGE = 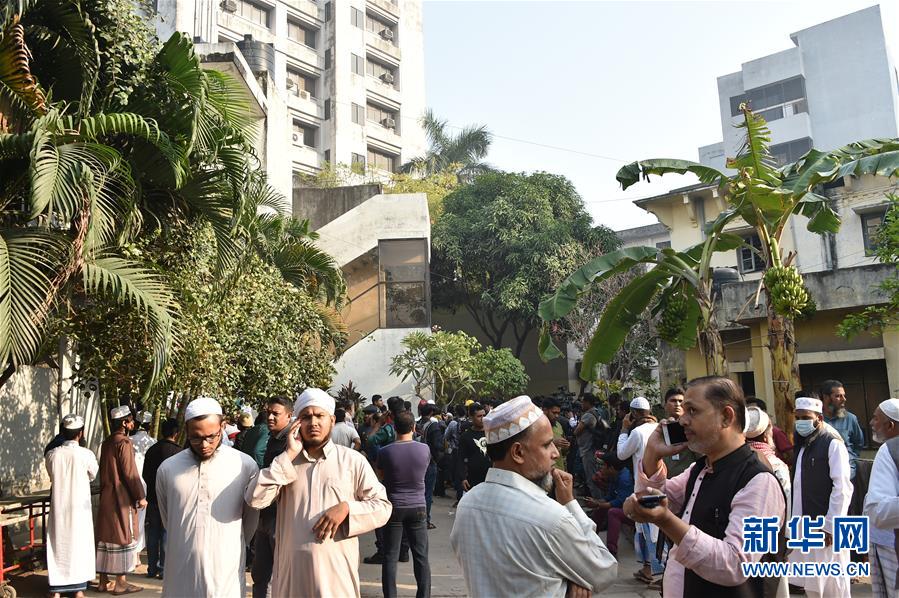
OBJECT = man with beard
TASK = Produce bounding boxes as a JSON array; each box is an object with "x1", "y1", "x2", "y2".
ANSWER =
[
  {"x1": 788, "y1": 396, "x2": 852, "y2": 598},
  {"x1": 450, "y1": 395, "x2": 617, "y2": 597},
  {"x1": 542, "y1": 397, "x2": 570, "y2": 472},
  {"x1": 660, "y1": 388, "x2": 697, "y2": 478},
  {"x1": 246, "y1": 388, "x2": 392, "y2": 597},
  {"x1": 821, "y1": 379, "x2": 865, "y2": 480},
  {"x1": 624, "y1": 376, "x2": 787, "y2": 598},
  {"x1": 155, "y1": 397, "x2": 259, "y2": 597},
  {"x1": 864, "y1": 398, "x2": 899, "y2": 596}
]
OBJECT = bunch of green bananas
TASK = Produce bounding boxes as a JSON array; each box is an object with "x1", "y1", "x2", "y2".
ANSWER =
[
  {"x1": 658, "y1": 292, "x2": 689, "y2": 342},
  {"x1": 764, "y1": 265, "x2": 812, "y2": 319}
]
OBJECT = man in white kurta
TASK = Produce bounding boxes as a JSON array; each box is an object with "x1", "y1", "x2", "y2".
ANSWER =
[
  {"x1": 246, "y1": 388, "x2": 392, "y2": 598},
  {"x1": 864, "y1": 398, "x2": 899, "y2": 596},
  {"x1": 131, "y1": 411, "x2": 156, "y2": 554},
  {"x1": 155, "y1": 397, "x2": 259, "y2": 598},
  {"x1": 45, "y1": 414, "x2": 99, "y2": 598},
  {"x1": 788, "y1": 397, "x2": 853, "y2": 598}
]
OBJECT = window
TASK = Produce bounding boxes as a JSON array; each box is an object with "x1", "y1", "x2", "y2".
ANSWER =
[
  {"x1": 324, "y1": 1, "x2": 331, "y2": 21},
  {"x1": 287, "y1": 19, "x2": 316, "y2": 48},
  {"x1": 367, "y1": 147, "x2": 396, "y2": 172},
  {"x1": 366, "y1": 58, "x2": 396, "y2": 86},
  {"x1": 235, "y1": 0, "x2": 270, "y2": 27},
  {"x1": 351, "y1": 7, "x2": 364, "y2": 28},
  {"x1": 770, "y1": 137, "x2": 812, "y2": 167},
  {"x1": 655, "y1": 241, "x2": 671, "y2": 250},
  {"x1": 324, "y1": 99, "x2": 330, "y2": 120},
  {"x1": 365, "y1": 13, "x2": 396, "y2": 43},
  {"x1": 351, "y1": 103, "x2": 365, "y2": 125},
  {"x1": 292, "y1": 120, "x2": 316, "y2": 147},
  {"x1": 730, "y1": 76, "x2": 807, "y2": 118},
  {"x1": 351, "y1": 53, "x2": 365, "y2": 76},
  {"x1": 351, "y1": 152, "x2": 366, "y2": 168},
  {"x1": 737, "y1": 234, "x2": 765, "y2": 273},
  {"x1": 286, "y1": 68, "x2": 316, "y2": 98},
  {"x1": 324, "y1": 150, "x2": 331, "y2": 164},
  {"x1": 366, "y1": 103, "x2": 396, "y2": 128},
  {"x1": 380, "y1": 239, "x2": 429, "y2": 328},
  {"x1": 862, "y1": 211, "x2": 887, "y2": 254},
  {"x1": 324, "y1": 49, "x2": 332, "y2": 70}
]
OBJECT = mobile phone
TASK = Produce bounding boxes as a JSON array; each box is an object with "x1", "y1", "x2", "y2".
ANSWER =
[
  {"x1": 662, "y1": 421, "x2": 688, "y2": 445},
  {"x1": 637, "y1": 493, "x2": 667, "y2": 508}
]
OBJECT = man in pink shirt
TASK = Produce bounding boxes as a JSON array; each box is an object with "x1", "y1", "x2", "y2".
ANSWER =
[{"x1": 623, "y1": 376, "x2": 787, "y2": 598}]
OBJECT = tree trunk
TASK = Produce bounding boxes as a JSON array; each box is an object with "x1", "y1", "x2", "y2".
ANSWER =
[
  {"x1": 767, "y1": 311, "x2": 801, "y2": 437},
  {"x1": 698, "y1": 307, "x2": 728, "y2": 377}
]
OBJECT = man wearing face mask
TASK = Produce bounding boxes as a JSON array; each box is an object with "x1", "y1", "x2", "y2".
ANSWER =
[
  {"x1": 788, "y1": 397, "x2": 852, "y2": 598},
  {"x1": 864, "y1": 398, "x2": 899, "y2": 596},
  {"x1": 155, "y1": 397, "x2": 259, "y2": 597},
  {"x1": 450, "y1": 395, "x2": 617, "y2": 597}
]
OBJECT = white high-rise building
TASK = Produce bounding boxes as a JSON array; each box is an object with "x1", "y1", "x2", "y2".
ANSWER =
[
  {"x1": 156, "y1": 0, "x2": 427, "y2": 197},
  {"x1": 699, "y1": 5, "x2": 899, "y2": 170}
]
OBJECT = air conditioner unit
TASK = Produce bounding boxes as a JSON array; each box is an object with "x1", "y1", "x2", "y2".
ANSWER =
[
  {"x1": 220, "y1": 0, "x2": 237, "y2": 12},
  {"x1": 286, "y1": 78, "x2": 297, "y2": 89},
  {"x1": 380, "y1": 72, "x2": 395, "y2": 84},
  {"x1": 380, "y1": 29, "x2": 394, "y2": 41},
  {"x1": 381, "y1": 117, "x2": 396, "y2": 128},
  {"x1": 297, "y1": 89, "x2": 310, "y2": 100}
]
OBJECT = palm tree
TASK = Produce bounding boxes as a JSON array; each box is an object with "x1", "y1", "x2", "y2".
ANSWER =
[{"x1": 401, "y1": 109, "x2": 492, "y2": 182}]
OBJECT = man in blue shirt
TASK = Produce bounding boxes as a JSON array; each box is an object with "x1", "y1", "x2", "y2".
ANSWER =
[
  {"x1": 820, "y1": 379, "x2": 865, "y2": 479},
  {"x1": 586, "y1": 455, "x2": 633, "y2": 557}
]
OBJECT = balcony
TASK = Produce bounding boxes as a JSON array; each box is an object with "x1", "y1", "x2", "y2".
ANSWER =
[
  {"x1": 286, "y1": 89, "x2": 324, "y2": 119},
  {"x1": 290, "y1": 143, "x2": 321, "y2": 171},
  {"x1": 218, "y1": 12, "x2": 275, "y2": 45},
  {"x1": 281, "y1": 0, "x2": 321, "y2": 21},
  {"x1": 365, "y1": 30, "x2": 401, "y2": 61},
  {"x1": 366, "y1": 76, "x2": 401, "y2": 105},
  {"x1": 283, "y1": 38, "x2": 322, "y2": 70},
  {"x1": 366, "y1": 0, "x2": 399, "y2": 19},
  {"x1": 366, "y1": 121, "x2": 402, "y2": 149}
]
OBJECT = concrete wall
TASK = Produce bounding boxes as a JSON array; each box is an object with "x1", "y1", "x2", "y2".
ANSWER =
[
  {"x1": 0, "y1": 367, "x2": 57, "y2": 494},
  {"x1": 293, "y1": 183, "x2": 382, "y2": 229},
  {"x1": 329, "y1": 327, "x2": 428, "y2": 400}
]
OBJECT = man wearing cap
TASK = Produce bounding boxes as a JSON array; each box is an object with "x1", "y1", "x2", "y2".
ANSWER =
[
  {"x1": 155, "y1": 397, "x2": 260, "y2": 597},
  {"x1": 450, "y1": 395, "x2": 617, "y2": 597},
  {"x1": 45, "y1": 415, "x2": 99, "y2": 598},
  {"x1": 96, "y1": 405, "x2": 146, "y2": 595},
  {"x1": 130, "y1": 411, "x2": 156, "y2": 557},
  {"x1": 864, "y1": 398, "x2": 899, "y2": 596},
  {"x1": 788, "y1": 396, "x2": 852, "y2": 598},
  {"x1": 246, "y1": 388, "x2": 392, "y2": 597}
]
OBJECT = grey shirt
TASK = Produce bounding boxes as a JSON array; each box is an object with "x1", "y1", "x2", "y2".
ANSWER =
[
  {"x1": 577, "y1": 410, "x2": 597, "y2": 456},
  {"x1": 330, "y1": 421, "x2": 360, "y2": 448}
]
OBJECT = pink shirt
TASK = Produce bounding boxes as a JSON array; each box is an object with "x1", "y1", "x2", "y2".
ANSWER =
[{"x1": 636, "y1": 456, "x2": 785, "y2": 597}]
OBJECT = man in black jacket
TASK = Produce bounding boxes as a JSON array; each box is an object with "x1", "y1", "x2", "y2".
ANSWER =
[
  {"x1": 142, "y1": 418, "x2": 182, "y2": 579},
  {"x1": 418, "y1": 403, "x2": 445, "y2": 530}
]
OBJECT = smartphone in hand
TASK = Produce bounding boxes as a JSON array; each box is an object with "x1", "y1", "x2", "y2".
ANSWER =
[
  {"x1": 662, "y1": 421, "x2": 688, "y2": 445},
  {"x1": 637, "y1": 493, "x2": 667, "y2": 508}
]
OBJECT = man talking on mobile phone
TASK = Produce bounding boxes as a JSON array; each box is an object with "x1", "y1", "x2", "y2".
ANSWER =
[
  {"x1": 623, "y1": 377, "x2": 787, "y2": 598},
  {"x1": 451, "y1": 395, "x2": 617, "y2": 597}
]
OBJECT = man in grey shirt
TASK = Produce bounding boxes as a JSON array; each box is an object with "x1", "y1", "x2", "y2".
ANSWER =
[
  {"x1": 331, "y1": 408, "x2": 361, "y2": 450},
  {"x1": 574, "y1": 394, "x2": 602, "y2": 498}
]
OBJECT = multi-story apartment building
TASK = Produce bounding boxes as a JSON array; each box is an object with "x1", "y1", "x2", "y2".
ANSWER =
[
  {"x1": 698, "y1": 5, "x2": 899, "y2": 171},
  {"x1": 156, "y1": 0, "x2": 427, "y2": 197}
]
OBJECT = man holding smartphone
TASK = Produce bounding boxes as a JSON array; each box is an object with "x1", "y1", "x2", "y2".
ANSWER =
[{"x1": 661, "y1": 388, "x2": 697, "y2": 478}]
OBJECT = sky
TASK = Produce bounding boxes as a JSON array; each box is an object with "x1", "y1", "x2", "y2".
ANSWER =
[{"x1": 422, "y1": 0, "x2": 899, "y2": 231}]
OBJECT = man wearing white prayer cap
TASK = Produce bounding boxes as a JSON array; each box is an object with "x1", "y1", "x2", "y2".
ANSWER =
[
  {"x1": 788, "y1": 396, "x2": 852, "y2": 597},
  {"x1": 95, "y1": 404, "x2": 146, "y2": 594},
  {"x1": 864, "y1": 398, "x2": 899, "y2": 595},
  {"x1": 450, "y1": 395, "x2": 617, "y2": 597},
  {"x1": 246, "y1": 388, "x2": 391, "y2": 597},
  {"x1": 46, "y1": 414, "x2": 98, "y2": 598},
  {"x1": 129, "y1": 410, "x2": 157, "y2": 558},
  {"x1": 155, "y1": 396, "x2": 259, "y2": 597}
]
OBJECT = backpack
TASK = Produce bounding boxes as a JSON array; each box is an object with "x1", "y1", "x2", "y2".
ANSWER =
[{"x1": 589, "y1": 408, "x2": 612, "y2": 451}]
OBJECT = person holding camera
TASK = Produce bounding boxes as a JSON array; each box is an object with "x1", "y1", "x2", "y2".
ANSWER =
[{"x1": 623, "y1": 376, "x2": 786, "y2": 598}]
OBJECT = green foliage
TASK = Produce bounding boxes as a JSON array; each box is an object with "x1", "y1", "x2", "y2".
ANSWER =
[
  {"x1": 839, "y1": 195, "x2": 899, "y2": 337},
  {"x1": 401, "y1": 109, "x2": 492, "y2": 182},
  {"x1": 433, "y1": 170, "x2": 619, "y2": 357},
  {"x1": 386, "y1": 168, "x2": 460, "y2": 222},
  {"x1": 389, "y1": 329, "x2": 528, "y2": 405}
]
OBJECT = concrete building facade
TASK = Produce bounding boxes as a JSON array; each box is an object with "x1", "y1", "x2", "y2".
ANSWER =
[{"x1": 698, "y1": 5, "x2": 899, "y2": 171}]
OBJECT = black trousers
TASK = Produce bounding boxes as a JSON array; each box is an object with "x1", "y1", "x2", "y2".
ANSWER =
[
  {"x1": 382, "y1": 507, "x2": 430, "y2": 598},
  {"x1": 251, "y1": 527, "x2": 275, "y2": 598}
]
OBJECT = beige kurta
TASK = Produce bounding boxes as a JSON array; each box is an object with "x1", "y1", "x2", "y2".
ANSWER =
[
  {"x1": 45, "y1": 441, "x2": 99, "y2": 588},
  {"x1": 246, "y1": 440, "x2": 392, "y2": 598},
  {"x1": 156, "y1": 445, "x2": 259, "y2": 598}
]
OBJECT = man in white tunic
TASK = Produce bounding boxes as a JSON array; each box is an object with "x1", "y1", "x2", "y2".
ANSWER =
[
  {"x1": 450, "y1": 395, "x2": 617, "y2": 597},
  {"x1": 788, "y1": 397, "x2": 852, "y2": 598},
  {"x1": 131, "y1": 411, "x2": 156, "y2": 555},
  {"x1": 864, "y1": 398, "x2": 899, "y2": 597},
  {"x1": 155, "y1": 397, "x2": 259, "y2": 598},
  {"x1": 246, "y1": 388, "x2": 392, "y2": 598},
  {"x1": 45, "y1": 414, "x2": 99, "y2": 598}
]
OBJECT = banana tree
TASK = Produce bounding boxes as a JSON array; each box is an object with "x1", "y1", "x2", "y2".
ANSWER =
[
  {"x1": 614, "y1": 105, "x2": 899, "y2": 432},
  {"x1": 538, "y1": 211, "x2": 746, "y2": 382}
]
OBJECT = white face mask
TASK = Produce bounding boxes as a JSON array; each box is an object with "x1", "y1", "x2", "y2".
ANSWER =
[{"x1": 794, "y1": 419, "x2": 816, "y2": 437}]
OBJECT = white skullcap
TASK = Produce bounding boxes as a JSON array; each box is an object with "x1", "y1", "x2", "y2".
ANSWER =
[
  {"x1": 744, "y1": 406, "x2": 770, "y2": 438},
  {"x1": 62, "y1": 414, "x2": 84, "y2": 430},
  {"x1": 139, "y1": 411, "x2": 153, "y2": 424},
  {"x1": 630, "y1": 396, "x2": 651, "y2": 411},
  {"x1": 184, "y1": 397, "x2": 223, "y2": 421},
  {"x1": 795, "y1": 397, "x2": 823, "y2": 414},
  {"x1": 294, "y1": 388, "x2": 335, "y2": 418},
  {"x1": 110, "y1": 405, "x2": 131, "y2": 419},
  {"x1": 878, "y1": 398, "x2": 899, "y2": 422},
  {"x1": 483, "y1": 395, "x2": 543, "y2": 445}
]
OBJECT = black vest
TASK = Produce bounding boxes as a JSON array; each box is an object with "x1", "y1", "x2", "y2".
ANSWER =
[
  {"x1": 797, "y1": 426, "x2": 838, "y2": 520},
  {"x1": 679, "y1": 443, "x2": 779, "y2": 598}
]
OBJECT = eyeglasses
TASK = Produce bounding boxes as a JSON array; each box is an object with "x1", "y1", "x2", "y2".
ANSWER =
[{"x1": 187, "y1": 432, "x2": 222, "y2": 446}]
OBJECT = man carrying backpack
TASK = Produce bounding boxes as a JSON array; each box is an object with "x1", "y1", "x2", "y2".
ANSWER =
[
  {"x1": 574, "y1": 394, "x2": 604, "y2": 498},
  {"x1": 419, "y1": 403, "x2": 445, "y2": 529}
]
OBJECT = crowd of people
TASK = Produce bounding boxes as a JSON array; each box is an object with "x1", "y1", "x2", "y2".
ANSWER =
[{"x1": 39, "y1": 376, "x2": 899, "y2": 598}]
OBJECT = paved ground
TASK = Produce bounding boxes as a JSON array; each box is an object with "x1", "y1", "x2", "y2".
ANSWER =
[{"x1": 6, "y1": 493, "x2": 874, "y2": 597}]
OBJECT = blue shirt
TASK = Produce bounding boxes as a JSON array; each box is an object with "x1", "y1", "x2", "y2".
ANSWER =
[
  {"x1": 603, "y1": 466, "x2": 634, "y2": 508},
  {"x1": 825, "y1": 412, "x2": 865, "y2": 478}
]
